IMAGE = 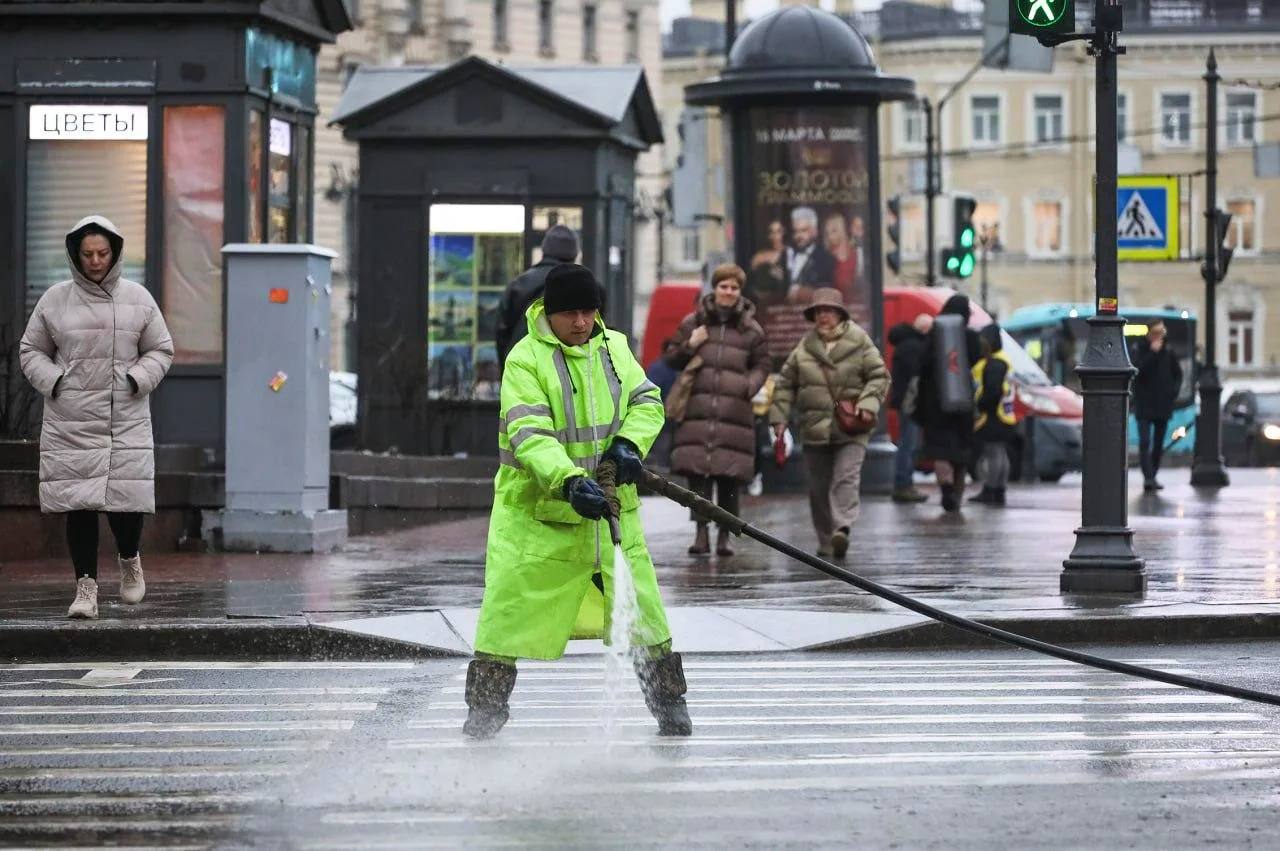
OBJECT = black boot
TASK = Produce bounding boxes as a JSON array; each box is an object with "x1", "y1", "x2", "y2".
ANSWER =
[
  {"x1": 634, "y1": 651, "x2": 693, "y2": 736},
  {"x1": 941, "y1": 484, "x2": 961, "y2": 513},
  {"x1": 991, "y1": 487, "x2": 1007, "y2": 506},
  {"x1": 462, "y1": 658, "x2": 517, "y2": 739},
  {"x1": 970, "y1": 486, "x2": 997, "y2": 504}
]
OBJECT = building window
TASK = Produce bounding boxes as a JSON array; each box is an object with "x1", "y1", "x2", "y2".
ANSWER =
[
  {"x1": 1226, "y1": 91, "x2": 1258, "y2": 147},
  {"x1": 407, "y1": 0, "x2": 424, "y2": 32},
  {"x1": 582, "y1": 3, "x2": 598, "y2": 61},
  {"x1": 163, "y1": 106, "x2": 226, "y2": 365},
  {"x1": 1117, "y1": 92, "x2": 1129, "y2": 143},
  {"x1": 347, "y1": 0, "x2": 361, "y2": 23},
  {"x1": 1031, "y1": 200, "x2": 1064, "y2": 256},
  {"x1": 902, "y1": 100, "x2": 924, "y2": 150},
  {"x1": 680, "y1": 229, "x2": 700, "y2": 265},
  {"x1": 538, "y1": 0, "x2": 554, "y2": 54},
  {"x1": 971, "y1": 95, "x2": 1000, "y2": 146},
  {"x1": 625, "y1": 9, "x2": 641, "y2": 62},
  {"x1": 1226, "y1": 198, "x2": 1258, "y2": 255},
  {"x1": 1161, "y1": 92, "x2": 1192, "y2": 146},
  {"x1": 973, "y1": 201, "x2": 1002, "y2": 250},
  {"x1": 24, "y1": 128, "x2": 148, "y2": 314},
  {"x1": 267, "y1": 118, "x2": 295, "y2": 243},
  {"x1": 493, "y1": 0, "x2": 509, "y2": 49},
  {"x1": 901, "y1": 199, "x2": 925, "y2": 260},
  {"x1": 1228, "y1": 310, "x2": 1256, "y2": 367},
  {"x1": 1033, "y1": 94, "x2": 1065, "y2": 144}
]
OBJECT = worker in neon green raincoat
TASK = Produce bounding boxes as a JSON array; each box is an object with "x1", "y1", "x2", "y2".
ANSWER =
[{"x1": 465, "y1": 263, "x2": 692, "y2": 740}]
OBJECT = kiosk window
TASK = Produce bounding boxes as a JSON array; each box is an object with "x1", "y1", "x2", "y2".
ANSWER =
[
  {"x1": 267, "y1": 118, "x2": 294, "y2": 243},
  {"x1": 247, "y1": 109, "x2": 264, "y2": 242},
  {"x1": 427, "y1": 204, "x2": 526, "y2": 400},
  {"x1": 162, "y1": 106, "x2": 226, "y2": 365},
  {"x1": 25, "y1": 138, "x2": 148, "y2": 313}
]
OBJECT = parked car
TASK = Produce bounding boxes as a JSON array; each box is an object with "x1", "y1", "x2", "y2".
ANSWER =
[
  {"x1": 330, "y1": 370, "x2": 357, "y2": 449},
  {"x1": 1222, "y1": 380, "x2": 1280, "y2": 467}
]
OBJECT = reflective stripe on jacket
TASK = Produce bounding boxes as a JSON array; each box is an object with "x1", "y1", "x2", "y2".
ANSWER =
[
  {"x1": 973, "y1": 350, "x2": 1017, "y2": 431},
  {"x1": 474, "y1": 297, "x2": 671, "y2": 660}
]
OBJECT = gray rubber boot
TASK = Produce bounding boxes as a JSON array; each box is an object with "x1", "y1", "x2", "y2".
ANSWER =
[
  {"x1": 634, "y1": 651, "x2": 693, "y2": 736},
  {"x1": 462, "y1": 659, "x2": 517, "y2": 740}
]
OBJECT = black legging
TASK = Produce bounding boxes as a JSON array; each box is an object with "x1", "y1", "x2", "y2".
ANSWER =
[
  {"x1": 66, "y1": 511, "x2": 143, "y2": 580},
  {"x1": 686, "y1": 475, "x2": 740, "y2": 527}
]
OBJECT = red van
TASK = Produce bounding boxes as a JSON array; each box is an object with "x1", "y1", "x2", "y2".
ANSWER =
[{"x1": 639, "y1": 281, "x2": 702, "y2": 367}]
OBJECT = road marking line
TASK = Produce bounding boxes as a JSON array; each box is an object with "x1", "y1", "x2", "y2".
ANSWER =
[
  {"x1": 449, "y1": 681, "x2": 1185, "y2": 695},
  {"x1": 420, "y1": 695, "x2": 1240, "y2": 712},
  {"x1": 0, "y1": 720, "x2": 356, "y2": 735},
  {"x1": 388, "y1": 728, "x2": 1278, "y2": 750},
  {"x1": 0, "y1": 688, "x2": 391, "y2": 698},
  {"x1": 0, "y1": 661, "x2": 414, "y2": 671},
  {"x1": 0, "y1": 766, "x2": 294, "y2": 780},
  {"x1": 0, "y1": 742, "x2": 332, "y2": 758},
  {"x1": 407, "y1": 710, "x2": 1262, "y2": 728},
  {"x1": 0, "y1": 702, "x2": 378, "y2": 715},
  {"x1": 0, "y1": 792, "x2": 269, "y2": 808},
  {"x1": 517, "y1": 658, "x2": 1185, "y2": 670},
  {"x1": 656, "y1": 747, "x2": 1280, "y2": 769},
  {"x1": 497, "y1": 670, "x2": 1195, "y2": 682}
]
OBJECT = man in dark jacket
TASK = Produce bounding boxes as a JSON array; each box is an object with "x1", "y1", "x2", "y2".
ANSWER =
[
  {"x1": 495, "y1": 225, "x2": 597, "y2": 367},
  {"x1": 1133, "y1": 321, "x2": 1183, "y2": 491},
  {"x1": 887, "y1": 314, "x2": 932, "y2": 503},
  {"x1": 913, "y1": 294, "x2": 983, "y2": 512}
]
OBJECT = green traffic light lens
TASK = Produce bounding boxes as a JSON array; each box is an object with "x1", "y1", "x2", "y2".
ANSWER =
[
  {"x1": 946, "y1": 257, "x2": 960, "y2": 272},
  {"x1": 959, "y1": 254, "x2": 975, "y2": 278},
  {"x1": 960, "y1": 227, "x2": 975, "y2": 249}
]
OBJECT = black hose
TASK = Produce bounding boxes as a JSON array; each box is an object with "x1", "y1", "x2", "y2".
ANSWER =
[{"x1": 641, "y1": 467, "x2": 1280, "y2": 708}]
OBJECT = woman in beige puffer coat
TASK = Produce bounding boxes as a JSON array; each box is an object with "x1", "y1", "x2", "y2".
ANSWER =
[{"x1": 20, "y1": 216, "x2": 174, "y2": 619}]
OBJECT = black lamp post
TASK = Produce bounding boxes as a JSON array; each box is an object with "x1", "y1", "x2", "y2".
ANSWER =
[
  {"x1": 1190, "y1": 49, "x2": 1230, "y2": 489},
  {"x1": 1058, "y1": 0, "x2": 1146, "y2": 593}
]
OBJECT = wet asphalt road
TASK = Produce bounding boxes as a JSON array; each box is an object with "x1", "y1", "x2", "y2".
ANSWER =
[{"x1": 2, "y1": 643, "x2": 1280, "y2": 849}]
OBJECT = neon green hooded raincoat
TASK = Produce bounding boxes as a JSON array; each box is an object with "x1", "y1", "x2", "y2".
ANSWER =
[{"x1": 473, "y1": 298, "x2": 671, "y2": 660}]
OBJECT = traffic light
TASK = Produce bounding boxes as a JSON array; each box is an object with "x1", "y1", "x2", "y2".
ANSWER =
[
  {"x1": 886, "y1": 195, "x2": 902, "y2": 276},
  {"x1": 1214, "y1": 208, "x2": 1234, "y2": 283},
  {"x1": 942, "y1": 195, "x2": 977, "y2": 279}
]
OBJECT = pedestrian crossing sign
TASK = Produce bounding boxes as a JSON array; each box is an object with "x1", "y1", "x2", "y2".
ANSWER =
[{"x1": 1116, "y1": 175, "x2": 1180, "y2": 261}]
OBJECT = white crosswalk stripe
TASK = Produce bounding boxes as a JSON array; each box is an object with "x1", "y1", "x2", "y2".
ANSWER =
[{"x1": 0, "y1": 660, "x2": 401, "y2": 847}]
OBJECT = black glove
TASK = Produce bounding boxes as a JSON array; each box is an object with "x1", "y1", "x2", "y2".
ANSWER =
[
  {"x1": 603, "y1": 438, "x2": 643, "y2": 486},
  {"x1": 564, "y1": 475, "x2": 609, "y2": 520}
]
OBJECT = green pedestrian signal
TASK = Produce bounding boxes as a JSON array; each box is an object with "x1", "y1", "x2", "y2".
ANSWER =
[
  {"x1": 942, "y1": 195, "x2": 977, "y2": 281},
  {"x1": 1010, "y1": 0, "x2": 1074, "y2": 37}
]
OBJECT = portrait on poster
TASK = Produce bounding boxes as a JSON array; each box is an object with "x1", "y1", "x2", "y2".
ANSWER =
[{"x1": 741, "y1": 106, "x2": 873, "y2": 362}]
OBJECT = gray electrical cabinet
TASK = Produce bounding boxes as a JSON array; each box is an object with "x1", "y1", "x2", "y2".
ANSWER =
[{"x1": 209, "y1": 244, "x2": 348, "y2": 552}]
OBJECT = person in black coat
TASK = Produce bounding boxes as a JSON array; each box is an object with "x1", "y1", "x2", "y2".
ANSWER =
[
  {"x1": 1133, "y1": 321, "x2": 1183, "y2": 491},
  {"x1": 887, "y1": 313, "x2": 932, "y2": 503},
  {"x1": 913, "y1": 294, "x2": 983, "y2": 512},
  {"x1": 495, "y1": 225, "x2": 603, "y2": 367},
  {"x1": 971, "y1": 324, "x2": 1019, "y2": 507}
]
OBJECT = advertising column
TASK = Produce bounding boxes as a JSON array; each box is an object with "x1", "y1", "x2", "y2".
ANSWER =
[{"x1": 740, "y1": 105, "x2": 873, "y2": 364}]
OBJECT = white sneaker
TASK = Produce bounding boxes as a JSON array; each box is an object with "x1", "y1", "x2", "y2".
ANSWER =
[
  {"x1": 68, "y1": 577, "x2": 98, "y2": 619},
  {"x1": 119, "y1": 554, "x2": 145, "y2": 604},
  {"x1": 748, "y1": 473, "x2": 764, "y2": 497}
]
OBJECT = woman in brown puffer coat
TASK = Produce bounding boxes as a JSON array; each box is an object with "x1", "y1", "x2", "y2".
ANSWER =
[
  {"x1": 20, "y1": 216, "x2": 174, "y2": 620},
  {"x1": 668, "y1": 264, "x2": 770, "y2": 557}
]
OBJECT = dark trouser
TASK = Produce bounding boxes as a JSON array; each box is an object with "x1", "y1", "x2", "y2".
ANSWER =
[
  {"x1": 686, "y1": 475, "x2": 740, "y2": 528},
  {"x1": 1137, "y1": 418, "x2": 1169, "y2": 482},
  {"x1": 981, "y1": 442, "x2": 1010, "y2": 489},
  {"x1": 66, "y1": 511, "x2": 144, "y2": 580},
  {"x1": 894, "y1": 415, "x2": 919, "y2": 490}
]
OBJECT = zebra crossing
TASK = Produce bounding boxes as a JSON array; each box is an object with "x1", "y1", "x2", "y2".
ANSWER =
[
  {"x1": 2, "y1": 653, "x2": 1279, "y2": 848},
  {"x1": 0, "y1": 660, "x2": 415, "y2": 848},
  {"x1": 309, "y1": 654, "x2": 1280, "y2": 849}
]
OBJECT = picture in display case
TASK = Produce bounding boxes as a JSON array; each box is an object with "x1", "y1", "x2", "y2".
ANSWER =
[{"x1": 427, "y1": 204, "x2": 529, "y2": 399}]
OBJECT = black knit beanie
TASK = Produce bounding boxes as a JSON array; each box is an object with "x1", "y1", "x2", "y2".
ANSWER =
[
  {"x1": 541, "y1": 224, "x2": 580, "y2": 262},
  {"x1": 544, "y1": 263, "x2": 602, "y2": 315}
]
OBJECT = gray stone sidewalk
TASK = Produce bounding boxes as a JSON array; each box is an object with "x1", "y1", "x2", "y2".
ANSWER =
[{"x1": 4, "y1": 469, "x2": 1280, "y2": 657}]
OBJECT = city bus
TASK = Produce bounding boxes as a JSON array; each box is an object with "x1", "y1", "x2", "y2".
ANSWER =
[{"x1": 1003, "y1": 304, "x2": 1198, "y2": 455}]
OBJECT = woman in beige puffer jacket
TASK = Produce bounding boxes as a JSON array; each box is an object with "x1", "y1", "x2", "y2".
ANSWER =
[{"x1": 20, "y1": 216, "x2": 174, "y2": 619}]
